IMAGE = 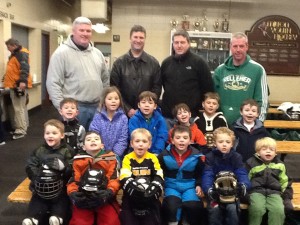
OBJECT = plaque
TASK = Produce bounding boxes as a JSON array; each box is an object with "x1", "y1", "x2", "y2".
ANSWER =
[{"x1": 246, "y1": 15, "x2": 300, "y2": 75}]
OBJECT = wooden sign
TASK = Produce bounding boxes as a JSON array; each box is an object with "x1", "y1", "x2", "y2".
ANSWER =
[{"x1": 246, "y1": 15, "x2": 300, "y2": 75}]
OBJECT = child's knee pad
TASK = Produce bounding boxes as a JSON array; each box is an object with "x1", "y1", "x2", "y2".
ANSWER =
[
  {"x1": 22, "y1": 218, "x2": 38, "y2": 225},
  {"x1": 49, "y1": 216, "x2": 63, "y2": 225}
]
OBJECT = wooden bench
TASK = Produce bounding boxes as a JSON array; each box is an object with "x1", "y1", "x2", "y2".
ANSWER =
[
  {"x1": 267, "y1": 108, "x2": 283, "y2": 114},
  {"x1": 276, "y1": 141, "x2": 300, "y2": 155},
  {"x1": 7, "y1": 178, "x2": 300, "y2": 211},
  {"x1": 264, "y1": 120, "x2": 300, "y2": 129}
]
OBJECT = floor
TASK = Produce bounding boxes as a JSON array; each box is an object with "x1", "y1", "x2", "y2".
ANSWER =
[{"x1": 1, "y1": 104, "x2": 300, "y2": 224}]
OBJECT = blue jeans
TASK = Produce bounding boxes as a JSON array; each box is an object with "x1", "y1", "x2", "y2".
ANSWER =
[
  {"x1": 77, "y1": 103, "x2": 98, "y2": 130},
  {"x1": 208, "y1": 202, "x2": 239, "y2": 225}
]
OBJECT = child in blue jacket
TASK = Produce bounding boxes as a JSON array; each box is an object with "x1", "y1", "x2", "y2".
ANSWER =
[{"x1": 129, "y1": 91, "x2": 168, "y2": 155}]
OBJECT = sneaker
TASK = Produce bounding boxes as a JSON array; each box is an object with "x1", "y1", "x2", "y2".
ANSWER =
[
  {"x1": 22, "y1": 218, "x2": 38, "y2": 225},
  {"x1": 0, "y1": 141, "x2": 5, "y2": 145},
  {"x1": 12, "y1": 133, "x2": 25, "y2": 140},
  {"x1": 49, "y1": 216, "x2": 63, "y2": 225}
]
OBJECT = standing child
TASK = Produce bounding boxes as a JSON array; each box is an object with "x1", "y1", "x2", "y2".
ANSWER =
[
  {"x1": 59, "y1": 98, "x2": 86, "y2": 154},
  {"x1": 201, "y1": 127, "x2": 251, "y2": 225},
  {"x1": 168, "y1": 103, "x2": 206, "y2": 148},
  {"x1": 232, "y1": 99, "x2": 269, "y2": 162},
  {"x1": 158, "y1": 125, "x2": 206, "y2": 225},
  {"x1": 194, "y1": 92, "x2": 227, "y2": 151},
  {"x1": 67, "y1": 131, "x2": 120, "y2": 225},
  {"x1": 120, "y1": 128, "x2": 164, "y2": 225},
  {"x1": 89, "y1": 86, "x2": 128, "y2": 158},
  {"x1": 129, "y1": 91, "x2": 168, "y2": 155},
  {"x1": 246, "y1": 137, "x2": 293, "y2": 225},
  {"x1": 22, "y1": 119, "x2": 74, "y2": 225}
]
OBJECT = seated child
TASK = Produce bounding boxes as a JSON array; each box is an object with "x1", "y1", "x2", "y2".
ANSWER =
[
  {"x1": 246, "y1": 137, "x2": 293, "y2": 225},
  {"x1": 89, "y1": 86, "x2": 128, "y2": 158},
  {"x1": 59, "y1": 98, "x2": 85, "y2": 154},
  {"x1": 67, "y1": 131, "x2": 120, "y2": 225},
  {"x1": 158, "y1": 125, "x2": 206, "y2": 225},
  {"x1": 168, "y1": 103, "x2": 206, "y2": 148},
  {"x1": 129, "y1": 91, "x2": 168, "y2": 155},
  {"x1": 232, "y1": 99, "x2": 269, "y2": 162},
  {"x1": 202, "y1": 127, "x2": 251, "y2": 225},
  {"x1": 120, "y1": 128, "x2": 164, "y2": 225},
  {"x1": 22, "y1": 119, "x2": 74, "y2": 225},
  {"x1": 194, "y1": 92, "x2": 227, "y2": 150}
]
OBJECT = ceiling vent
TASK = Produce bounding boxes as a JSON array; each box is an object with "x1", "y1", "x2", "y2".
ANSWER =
[{"x1": 81, "y1": 0, "x2": 107, "y2": 22}]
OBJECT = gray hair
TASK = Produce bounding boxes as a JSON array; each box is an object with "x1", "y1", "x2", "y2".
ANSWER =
[
  {"x1": 5, "y1": 38, "x2": 20, "y2": 46},
  {"x1": 231, "y1": 32, "x2": 248, "y2": 43},
  {"x1": 72, "y1": 16, "x2": 92, "y2": 27}
]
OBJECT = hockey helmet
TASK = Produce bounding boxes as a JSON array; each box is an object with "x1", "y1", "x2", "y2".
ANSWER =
[
  {"x1": 34, "y1": 164, "x2": 64, "y2": 199},
  {"x1": 134, "y1": 176, "x2": 151, "y2": 191},
  {"x1": 214, "y1": 171, "x2": 237, "y2": 203},
  {"x1": 278, "y1": 102, "x2": 300, "y2": 120},
  {"x1": 80, "y1": 167, "x2": 107, "y2": 193}
]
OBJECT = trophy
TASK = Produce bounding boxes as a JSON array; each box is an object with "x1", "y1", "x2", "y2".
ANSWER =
[
  {"x1": 222, "y1": 14, "x2": 229, "y2": 32},
  {"x1": 193, "y1": 18, "x2": 201, "y2": 31},
  {"x1": 213, "y1": 19, "x2": 220, "y2": 32},
  {"x1": 170, "y1": 19, "x2": 179, "y2": 31},
  {"x1": 201, "y1": 10, "x2": 208, "y2": 31},
  {"x1": 181, "y1": 15, "x2": 190, "y2": 30}
]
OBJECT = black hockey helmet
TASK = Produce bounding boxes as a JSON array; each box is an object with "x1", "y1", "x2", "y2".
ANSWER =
[
  {"x1": 214, "y1": 171, "x2": 238, "y2": 203},
  {"x1": 80, "y1": 166, "x2": 108, "y2": 193}
]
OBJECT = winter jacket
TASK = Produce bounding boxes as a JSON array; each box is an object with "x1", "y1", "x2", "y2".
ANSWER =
[
  {"x1": 194, "y1": 112, "x2": 228, "y2": 149},
  {"x1": 62, "y1": 119, "x2": 85, "y2": 154},
  {"x1": 161, "y1": 50, "x2": 214, "y2": 118},
  {"x1": 213, "y1": 54, "x2": 269, "y2": 125},
  {"x1": 67, "y1": 150, "x2": 120, "y2": 195},
  {"x1": 232, "y1": 117, "x2": 269, "y2": 162},
  {"x1": 129, "y1": 109, "x2": 168, "y2": 154},
  {"x1": 4, "y1": 46, "x2": 32, "y2": 88},
  {"x1": 202, "y1": 148, "x2": 251, "y2": 194},
  {"x1": 246, "y1": 154, "x2": 293, "y2": 200},
  {"x1": 110, "y1": 50, "x2": 162, "y2": 113},
  {"x1": 46, "y1": 35, "x2": 109, "y2": 110},
  {"x1": 89, "y1": 107, "x2": 129, "y2": 157},
  {"x1": 158, "y1": 146, "x2": 205, "y2": 195}
]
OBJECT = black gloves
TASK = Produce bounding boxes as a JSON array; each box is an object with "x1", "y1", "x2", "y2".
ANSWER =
[
  {"x1": 283, "y1": 198, "x2": 294, "y2": 213},
  {"x1": 237, "y1": 183, "x2": 247, "y2": 198},
  {"x1": 70, "y1": 189, "x2": 114, "y2": 209},
  {"x1": 207, "y1": 187, "x2": 218, "y2": 201},
  {"x1": 123, "y1": 178, "x2": 145, "y2": 199},
  {"x1": 144, "y1": 181, "x2": 163, "y2": 200},
  {"x1": 45, "y1": 158, "x2": 66, "y2": 171}
]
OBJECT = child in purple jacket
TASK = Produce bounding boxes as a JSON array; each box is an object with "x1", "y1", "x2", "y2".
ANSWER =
[{"x1": 89, "y1": 86, "x2": 128, "y2": 158}]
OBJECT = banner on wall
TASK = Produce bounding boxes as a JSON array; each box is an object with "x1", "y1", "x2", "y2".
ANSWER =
[{"x1": 246, "y1": 15, "x2": 300, "y2": 76}]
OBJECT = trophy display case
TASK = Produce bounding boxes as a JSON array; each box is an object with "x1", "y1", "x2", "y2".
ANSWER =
[{"x1": 170, "y1": 31, "x2": 232, "y2": 72}]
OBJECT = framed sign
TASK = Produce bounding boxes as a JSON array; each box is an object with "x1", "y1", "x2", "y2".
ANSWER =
[{"x1": 246, "y1": 15, "x2": 300, "y2": 75}]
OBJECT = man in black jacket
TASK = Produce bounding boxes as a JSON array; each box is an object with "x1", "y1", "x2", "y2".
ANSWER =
[
  {"x1": 161, "y1": 30, "x2": 214, "y2": 128},
  {"x1": 110, "y1": 25, "x2": 162, "y2": 118}
]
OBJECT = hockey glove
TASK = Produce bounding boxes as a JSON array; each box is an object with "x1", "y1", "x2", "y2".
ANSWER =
[
  {"x1": 144, "y1": 181, "x2": 163, "y2": 200},
  {"x1": 69, "y1": 192, "x2": 90, "y2": 209},
  {"x1": 123, "y1": 178, "x2": 145, "y2": 201},
  {"x1": 91, "y1": 189, "x2": 114, "y2": 204},
  {"x1": 45, "y1": 158, "x2": 66, "y2": 171},
  {"x1": 207, "y1": 187, "x2": 218, "y2": 202}
]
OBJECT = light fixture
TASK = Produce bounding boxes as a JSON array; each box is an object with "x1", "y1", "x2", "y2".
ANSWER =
[{"x1": 92, "y1": 23, "x2": 110, "y2": 33}]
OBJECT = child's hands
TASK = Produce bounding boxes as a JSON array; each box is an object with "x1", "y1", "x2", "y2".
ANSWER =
[
  {"x1": 144, "y1": 181, "x2": 163, "y2": 200},
  {"x1": 195, "y1": 186, "x2": 204, "y2": 197},
  {"x1": 45, "y1": 158, "x2": 66, "y2": 171},
  {"x1": 283, "y1": 198, "x2": 294, "y2": 213}
]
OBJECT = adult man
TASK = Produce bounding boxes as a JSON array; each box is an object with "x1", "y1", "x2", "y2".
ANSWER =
[
  {"x1": 110, "y1": 25, "x2": 161, "y2": 118},
  {"x1": 161, "y1": 30, "x2": 214, "y2": 122},
  {"x1": 213, "y1": 32, "x2": 269, "y2": 126},
  {"x1": 46, "y1": 17, "x2": 109, "y2": 130},
  {"x1": 4, "y1": 38, "x2": 32, "y2": 139}
]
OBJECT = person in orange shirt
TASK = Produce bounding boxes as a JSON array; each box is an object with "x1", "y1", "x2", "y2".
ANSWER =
[
  {"x1": 168, "y1": 103, "x2": 206, "y2": 151},
  {"x1": 4, "y1": 38, "x2": 32, "y2": 139},
  {"x1": 67, "y1": 131, "x2": 120, "y2": 225}
]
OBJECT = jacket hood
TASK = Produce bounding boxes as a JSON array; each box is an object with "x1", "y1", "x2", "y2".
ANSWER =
[
  {"x1": 233, "y1": 117, "x2": 264, "y2": 131},
  {"x1": 223, "y1": 54, "x2": 251, "y2": 70},
  {"x1": 99, "y1": 107, "x2": 125, "y2": 120},
  {"x1": 211, "y1": 147, "x2": 235, "y2": 159},
  {"x1": 64, "y1": 34, "x2": 94, "y2": 51}
]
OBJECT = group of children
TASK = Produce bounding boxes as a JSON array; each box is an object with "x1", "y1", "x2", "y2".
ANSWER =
[{"x1": 22, "y1": 86, "x2": 293, "y2": 225}]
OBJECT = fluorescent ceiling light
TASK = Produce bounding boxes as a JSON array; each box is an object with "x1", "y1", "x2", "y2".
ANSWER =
[{"x1": 92, "y1": 23, "x2": 110, "y2": 33}]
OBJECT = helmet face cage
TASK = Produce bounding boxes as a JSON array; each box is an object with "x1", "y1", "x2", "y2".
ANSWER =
[
  {"x1": 34, "y1": 167, "x2": 64, "y2": 199},
  {"x1": 80, "y1": 168, "x2": 108, "y2": 193},
  {"x1": 214, "y1": 171, "x2": 237, "y2": 203}
]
